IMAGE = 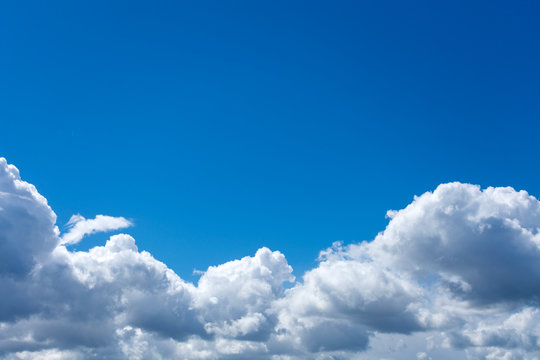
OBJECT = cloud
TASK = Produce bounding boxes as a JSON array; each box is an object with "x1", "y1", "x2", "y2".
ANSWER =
[
  {"x1": 364, "y1": 182, "x2": 540, "y2": 305},
  {"x1": 60, "y1": 214, "x2": 133, "y2": 245},
  {"x1": 0, "y1": 158, "x2": 58, "y2": 277},
  {"x1": 1, "y1": 157, "x2": 540, "y2": 359},
  {"x1": 194, "y1": 247, "x2": 294, "y2": 341}
]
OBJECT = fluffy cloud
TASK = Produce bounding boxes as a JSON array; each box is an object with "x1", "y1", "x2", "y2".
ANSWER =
[
  {"x1": 365, "y1": 183, "x2": 540, "y2": 305},
  {"x1": 194, "y1": 247, "x2": 294, "y2": 341},
  {"x1": 1, "y1": 157, "x2": 540, "y2": 359},
  {"x1": 0, "y1": 158, "x2": 58, "y2": 277}
]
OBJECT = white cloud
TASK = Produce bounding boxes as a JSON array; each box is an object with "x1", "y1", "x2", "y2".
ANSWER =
[
  {"x1": 363, "y1": 182, "x2": 540, "y2": 305},
  {"x1": 0, "y1": 158, "x2": 58, "y2": 278},
  {"x1": 194, "y1": 247, "x2": 294, "y2": 341},
  {"x1": 2, "y1": 157, "x2": 540, "y2": 359},
  {"x1": 60, "y1": 214, "x2": 133, "y2": 245}
]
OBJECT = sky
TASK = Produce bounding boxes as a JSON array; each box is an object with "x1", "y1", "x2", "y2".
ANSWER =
[{"x1": 0, "y1": 1, "x2": 540, "y2": 359}]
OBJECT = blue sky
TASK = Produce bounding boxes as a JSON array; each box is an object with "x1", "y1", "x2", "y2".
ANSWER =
[{"x1": 1, "y1": 0, "x2": 539, "y2": 282}]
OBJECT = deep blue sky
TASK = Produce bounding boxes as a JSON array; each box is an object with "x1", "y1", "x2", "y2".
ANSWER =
[{"x1": 1, "y1": 0, "x2": 538, "y2": 280}]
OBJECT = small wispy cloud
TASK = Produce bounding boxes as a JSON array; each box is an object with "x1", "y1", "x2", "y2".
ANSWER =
[{"x1": 60, "y1": 214, "x2": 133, "y2": 245}]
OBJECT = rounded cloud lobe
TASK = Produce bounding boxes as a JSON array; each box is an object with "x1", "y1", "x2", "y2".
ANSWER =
[{"x1": 1, "y1": 158, "x2": 540, "y2": 359}]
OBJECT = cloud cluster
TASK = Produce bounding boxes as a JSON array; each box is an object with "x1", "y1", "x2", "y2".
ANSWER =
[{"x1": 1, "y1": 157, "x2": 540, "y2": 359}]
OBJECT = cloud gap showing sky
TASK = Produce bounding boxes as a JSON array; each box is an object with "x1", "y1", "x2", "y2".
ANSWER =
[{"x1": 1, "y1": 156, "x2": 540, "y2": 360}]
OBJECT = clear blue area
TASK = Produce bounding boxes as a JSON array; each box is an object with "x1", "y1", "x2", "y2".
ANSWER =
[{"x1": 1, "y1": 0, "x2": 538, "y2": 280}]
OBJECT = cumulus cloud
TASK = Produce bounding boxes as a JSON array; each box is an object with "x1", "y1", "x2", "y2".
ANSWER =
[
  {"x1": 60, "y1": 214, "x2": 133, "y2": 245},
  {"x1": 364, "y1": 183, "x2": 540, "y2": 305},
  {"x1": 1, "y1": 157, "x2": 540, "y2": 359},
  {"x1": 194, "y1": 247, "x2": 294, "y2": 341},
  {"x1": 0, "y1": 158, "x2": 58, "y2": 277}
]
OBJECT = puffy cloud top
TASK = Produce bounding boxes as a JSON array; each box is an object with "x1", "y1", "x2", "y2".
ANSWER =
[
  {"x1": 1, "y1": 158, "x2": 540, "y2": 359},
  {"x1": 0, "y1": 157, "x2": 58, "y2": 277},
  {"x1": 366, "y1": 182, "x2": 540, "y2": 304}
]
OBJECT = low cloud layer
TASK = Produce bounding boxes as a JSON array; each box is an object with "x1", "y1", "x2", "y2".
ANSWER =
[{"x1": 1, "y1": 156, "x2": 540, "y2": 359}]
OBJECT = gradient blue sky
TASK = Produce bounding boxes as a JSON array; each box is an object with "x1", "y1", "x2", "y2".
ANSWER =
[{"x1": 1, "y1": 0, "x2": 538, "y2": 280}]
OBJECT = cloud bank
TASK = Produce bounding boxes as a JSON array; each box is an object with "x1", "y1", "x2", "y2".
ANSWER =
[{"x1": 1, "y1": 156, "x2": 540, "y2": 359}]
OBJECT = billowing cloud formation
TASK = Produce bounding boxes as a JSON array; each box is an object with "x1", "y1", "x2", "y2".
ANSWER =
[{"x1": 1, "y1": 157, "x2": 540, "y2": 359}]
